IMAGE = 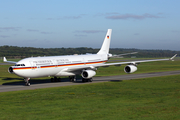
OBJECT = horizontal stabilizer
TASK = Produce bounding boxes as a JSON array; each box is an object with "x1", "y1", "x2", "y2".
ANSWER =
[
  {"x1": 3, "y1": 57, "x2": 17, "y2": 64},
  {"x1": 3, "y1": 57, "x2": 7, "y2": 62},
  {"x1": 110, "y1": 52, "x2": 138, "y2": 58}
]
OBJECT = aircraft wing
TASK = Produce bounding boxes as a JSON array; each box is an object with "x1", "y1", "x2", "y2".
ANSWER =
[
  {"x1": 66, "y1": 54, "x2": 177, "y2": 72},
  {"x1": 95, "y1": 54, "x2": 177, "y2": 67},
  {"x1": 3, "y1": 57, "x2": 17, "y2": 64}
]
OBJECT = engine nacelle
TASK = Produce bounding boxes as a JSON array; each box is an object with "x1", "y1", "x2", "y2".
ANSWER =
[
  {"x1": 81, "y1": 70, "x2": 96, "y2": 79},
  {"x1": 8, "y1": 66, "x2": 14, "y2": 74},
  {"x1": 124, "y1": 65, "x2": 137, "y2": 73}
]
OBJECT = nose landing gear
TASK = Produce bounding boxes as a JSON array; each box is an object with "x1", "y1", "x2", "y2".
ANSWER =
[{"x1": 24, "y1": 78, "x2": 30, "y2": 86}]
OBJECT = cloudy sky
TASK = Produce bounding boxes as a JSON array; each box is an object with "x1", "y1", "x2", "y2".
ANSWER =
[{"x1": 0, "y1": 0, "x2": 180, "y2": 50}]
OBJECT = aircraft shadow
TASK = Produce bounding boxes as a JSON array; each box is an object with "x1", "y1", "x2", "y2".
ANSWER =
[
  {"x1": 72, "y1": 79, "x2": 122, "y2": 83},
  {"x1": 2, "y1": 77, "x2": 22, "y2": 81},
  {"x1": 1, "y1": 77, "x2": 122, "y2": 86},
  {"x1": 1, "y1": 78, "x2": 69, "y2": 86}
]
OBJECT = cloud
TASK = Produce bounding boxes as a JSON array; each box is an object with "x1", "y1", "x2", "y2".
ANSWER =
[
  {"x1": 171, "y1": 30, "x2": 179, "y2": 33},
  {"x1": 106, "y1": 13, "x2": 162, "y2": 20},
  {"x1": 0, "y1": 35, "x2": 10, "y2": 38},
  {"x1": 94, "y1": 12, "x2": 119, "y2": 17},
  {"x1": 134, "y1": 33, "x2": 139, "y2": 35},
  {"x1": 24, "y1": 39, "x2": 51, "y2": 43},
  {"x1": 58, "y1": 16, "x2": 82, "y2": 20},
  {"x1": 24, "y1": 39, "x2": 38, "y2": 42},
  {"x1": 0, "y1": 27, "x2": 21, "y2": 31},
  {"x1": 41, "y1": 32, "x2": 53, "y2": 34},
  {"x1": 46, "y1": 18, "x2": 54, "y2": 20},
  {"x1": 27, "y1": 29, "x2": 39, "y2": 32},
  {"x1": 75, "y1": 30, "x2": 104, "y2": 34},
  {"x1": 47, "y1": 14, "x2": 86, "y2": 20},
  {"x1": 27, "y1": 29, "x2": 53, "y2": 34},
  {"x1": 74, "y1": 34, "x2": 87, "y2": 37}
]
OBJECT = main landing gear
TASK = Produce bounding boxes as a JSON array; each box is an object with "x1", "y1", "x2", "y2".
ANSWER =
[
  {"x1": 82, "y1": 78, "x2": 93, "y2": 82},
  {"x1": 51, "y1": 77, "x2": 61, "y2": 82},
  {"x1": 50, "y1": 76, "x2": 93, "y2": 83},
  {"x1": 69, "y1": 76, "x2": 76, "y2": 82},
  {"x1": 69, "y1": 76, "x2": 93, "y2": 82},
  {"x1": 24, "y1": 78, "x2": 30, "y2": 86}
]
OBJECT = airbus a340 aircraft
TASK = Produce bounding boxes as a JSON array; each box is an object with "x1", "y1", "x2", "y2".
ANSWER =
[{"x1": 4, "y1": 29, "x2": 177, "y2": 86}]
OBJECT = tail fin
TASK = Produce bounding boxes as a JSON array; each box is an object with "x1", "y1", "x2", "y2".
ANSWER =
[{"x1": 97, "y1": 29, "x2": 112, "y2": 54}]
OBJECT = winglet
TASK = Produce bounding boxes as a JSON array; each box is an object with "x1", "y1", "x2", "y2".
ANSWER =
[
  {"x1": 3, "y1": 57, "x2": 7, "y2": 62},
  {"x1": 170, "y1": 54, "x2": 177, "y2": 61}
]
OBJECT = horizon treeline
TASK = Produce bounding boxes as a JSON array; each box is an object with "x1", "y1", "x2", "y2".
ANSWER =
[{"x1": 0, "y1": 45, "x2": 179, "y2": 59}]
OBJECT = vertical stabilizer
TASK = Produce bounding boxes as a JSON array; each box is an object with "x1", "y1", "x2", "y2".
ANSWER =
[{"x1": 97, "y1": 29, "x2": 112, "y2": 54}]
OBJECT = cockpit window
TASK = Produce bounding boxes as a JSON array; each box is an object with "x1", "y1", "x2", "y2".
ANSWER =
[{"x1": 15, "y1": 64, "x2": 25, "y2": 66}]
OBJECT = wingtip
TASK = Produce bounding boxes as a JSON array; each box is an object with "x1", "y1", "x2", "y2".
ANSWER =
[{"x1": 170, "y1": 54, "x2": 177, "y2": 60}]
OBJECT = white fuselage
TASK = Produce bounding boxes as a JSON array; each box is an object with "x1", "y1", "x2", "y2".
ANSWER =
[{"x1": 11, "y1": 54, "x2": 108, "y2": 78}]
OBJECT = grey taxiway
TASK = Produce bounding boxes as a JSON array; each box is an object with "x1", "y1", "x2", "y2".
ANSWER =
[{"x1": 0, "y1": 70, "x2": 180, "y2": 92}]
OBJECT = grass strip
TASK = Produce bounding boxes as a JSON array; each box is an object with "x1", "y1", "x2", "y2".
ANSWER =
[{"x1": 0, "y1": 75, "x2": 180, "y2": 119}]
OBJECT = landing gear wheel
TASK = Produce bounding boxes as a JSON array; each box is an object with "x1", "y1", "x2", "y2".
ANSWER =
[
  {"x1": 57, "y1": 78, "x2": 61, "y2": 82},
  {"x1": 82, "y1": 78, "x2": 93, "y2": 82},
  {"x1": 69, "y1": 76, "x2": 76, "y2": 82},
  {"x1": 89, "y1": 78, "x2": 93, "y2": 82},
  {"x1": 24, "y1": 78, "x2": 30, "y2": 86},
  {"x1": 51, "y1": 78, "x2": 54, "y2": 82},
  {"x1": 54, "y1": 77, "x2": 57, "y2": 82},
  {"x1": 50, "y1": 77, "x2": 61, "y2": 82},
  {"x1": 25, "y1": 82, "x2": 30, "y2": 86}
]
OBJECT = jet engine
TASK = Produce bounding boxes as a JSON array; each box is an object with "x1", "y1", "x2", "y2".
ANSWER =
[
  {"x1": 81, "y1": 70, "x2": 96, "y2": 79},
  {"x1": 124, "y1": 65, "x2": 137, "y2": 73},
  {"x1": 8, "y1": 66, "x2": 14, "y2": 74}
]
